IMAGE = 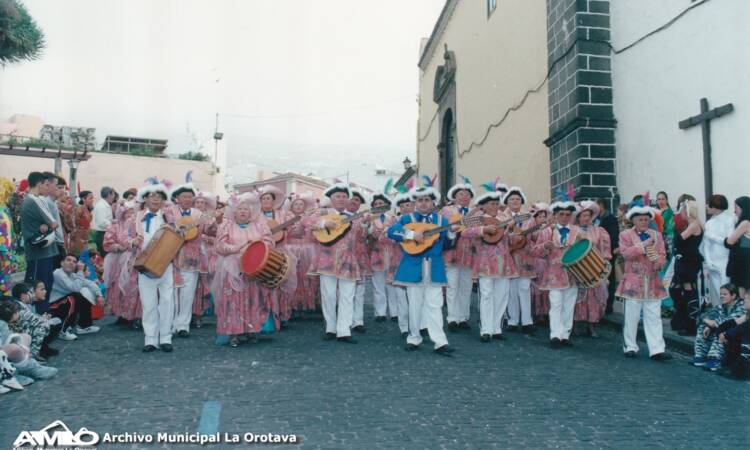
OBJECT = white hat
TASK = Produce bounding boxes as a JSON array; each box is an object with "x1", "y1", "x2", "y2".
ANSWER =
[
  {"x1": 409, "y1": 186, "x2": 441, "y2": 204},
  {"x1": 496, "y1": 183, "x2": 509, "y2": 193},
  {"x1": 550, "y1": 201, "x2": 578, "y2": 213},
  {"x1": 475, "y1": 191, "x2": 502, "y2": 205},
  {"x1": 258, "y1": 185, "x2": 286, "y2": 209},
  {"x1": 626, "y1": 205, "x2": 655, "y2": 221},
  {"x1": 370, "y1": 192, "x2": 391, "y2": 207},
  {"x1": 170, "y1": 183, "x2": 197, "y2": 200},
  {"x1": 323, "y1": 183, "x2": 351, "y2": 198},
  {"x1": 530, "y1": 202, "x2": 550, "y2": 216},
  {"x1": 350, "y1": 188, "x2": 367, "y2": 204},
  {"x1": 393, "y1": 192, "x2": 412, "y2": 207},
  {"x1": 502, "y1": 186, "x2": 527, "y2": 205},
  {"x1": 447, "y1": 183, "x2": 476, "y2": 201},
  {"x1": 137, "y1": 183, "x2": 169, "y2": 203}
]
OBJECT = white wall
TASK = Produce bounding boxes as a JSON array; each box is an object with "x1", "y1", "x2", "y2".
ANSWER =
[{"x1": 612, "y1": 0, "x2": 750, "y2": 210}]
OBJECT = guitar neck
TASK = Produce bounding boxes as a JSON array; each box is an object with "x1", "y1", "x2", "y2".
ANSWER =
[{"x1": 271, "y1": 215, "x2": 302, "y2": 233}]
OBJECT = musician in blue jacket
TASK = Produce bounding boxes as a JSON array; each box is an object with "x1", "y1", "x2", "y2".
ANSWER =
[{"x1": 387, "y1": 186, "x2": 458, "y2": 356}]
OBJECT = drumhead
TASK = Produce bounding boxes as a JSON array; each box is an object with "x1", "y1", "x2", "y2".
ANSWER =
[
  {"x1": 561, "y1": 239, "x2": 591, "y2": 265},
  {"x1": 241, "y1": 241, "x2": 271, "y2": 276}
]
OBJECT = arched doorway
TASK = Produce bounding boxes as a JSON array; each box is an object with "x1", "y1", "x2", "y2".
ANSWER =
[{"x1": 439, "y1": 108, "x2": 456, "y2": 197}]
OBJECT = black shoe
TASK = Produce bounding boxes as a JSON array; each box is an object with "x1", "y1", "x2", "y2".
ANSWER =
[
  {"x1": 492, "y1": 333, "x2": 505, "y2": 341},
  {"x1": 337, "y1": 336, "x2": 357, "y2": 344},
  {"x1": 132, "y1": 319, "x2": 142, "y2": 330},
  {"x1": 405, "y1": 343, "x2": 419, "y2": 351},
  {"x1": 458, "y1": 321, "x2": 471, "y2": 330},
  {"x1": 375, "y1": 316, "x2": 387, "y2": 322},
  {"x1": 434, "y1": 345, "x2": 455, "y2": 356},
  {"x1": 677, "y1": 330, "x2": 694, "y2": 336},
  {"x1": 507, "y1": 325, "x2": 519, "y2": 332},
  {"x1": 114, "y1": 317, "x2": 130, "y2": 325},
  {"x1": 142, "y1": 345, "x2": 157, "y2": 353},
  {"x1": 447, "y1": 322, "x2": 459, "y2": 332},
  {"x1": 420, "y1": 328, "x2": 429, "y2": 337},
  {"x1": 521, "y1": 325, "x2": 534, "y2": 334},
  {"x1": 401, "y1": 332, "x2": 409, "y2": 338},
  {"x1": 390, "y1": 316, "x2": 398, "y2": 322},
  {"x1": 160, "y1": 343, "x2": 173, "y2": 352},
  {"x1": 323, "y1": 332, "x2": 336, "y2": 341},
  {"x1": 177, "y1": 330, "x2": 189, "y2": 338},
  {"x1": 480, "y1": 334, "x2": 491, "y2": 343},
  {"x1": 650, "y1": 352, "x2": 672, "y2": 362},
  {"x1": 352, "y1": 325, "x2": 366, "y2": 333},
  {"x1": 550, "y1": 338, "x2": 561, "y2": 349},
  {"x1": 624, "y1": 350, "x2": 637, "y2": 358},
  {"x1": 561, "y1": 339, "x2": 573, "y2": 347}
]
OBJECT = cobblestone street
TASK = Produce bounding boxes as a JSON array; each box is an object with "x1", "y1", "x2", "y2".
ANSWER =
[{"x1": 3, "y1": 295, "x2": 749, "y2": 449}]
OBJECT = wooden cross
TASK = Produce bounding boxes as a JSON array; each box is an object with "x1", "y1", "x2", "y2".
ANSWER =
[{"x1": 678, "y1": 98, "x2": 733, "y2": 200}]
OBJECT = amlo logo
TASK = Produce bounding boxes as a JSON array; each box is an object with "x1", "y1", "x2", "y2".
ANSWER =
[{"x1": 13, "y1": 420, "x2": 99, "y2": 449}]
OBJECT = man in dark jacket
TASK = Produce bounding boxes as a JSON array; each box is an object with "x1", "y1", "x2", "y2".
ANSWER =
[
  {"x1": 596, "y1": 198, "x2": 620, "y2": 314},
  {"x1": 21, "y1": 172, "x2": 60, "y2": 312}
]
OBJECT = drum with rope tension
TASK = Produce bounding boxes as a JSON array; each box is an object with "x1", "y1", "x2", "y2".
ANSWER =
[
  {"x1": 240, "y1": 241, "x2": 290, "y2": 289},
  {"x1": 561, "y1": 239, "x2": 611, "y2": 288}
]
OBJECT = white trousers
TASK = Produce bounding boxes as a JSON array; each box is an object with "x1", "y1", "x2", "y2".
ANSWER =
[
  {"x1": 706, "y1": 268, "x2": 729, "y2": 307},
  {"x1": 394, "y1": 286, "x2": 409, "y2": 333},
  {"x1": 372, "y1": 271, "x2": 396, "y2": 318},
  {"x1": 352, "y1": 280, "x2": 366, "y2": 327},
  {"x1": 320, "y1": 275, "x2": 356, "y2": 337},
  {"x1": 508, "y1": 277, "x2": 533, "y2": 326},
  {"x1": 623, "y1": 299, "x2": 666, "y2": 356},
  {"x1": 478, "y1": 277, "x2": 510, "y2": 336},
  {"x1": 173, "y1": 270, "x2": 198, "y2": 332},
  {"x1": 446, "y1": 266, "x2": 473, "y2": 323},
  {"x1": 548, "y1": 286, "x2": 578, "y2": 340},
  {"x1": 406, "y1": 285, "x2": 448, "y2": 349},
  {"x1": 138, "y1": 266, "x2": 175, "y2": 346}
]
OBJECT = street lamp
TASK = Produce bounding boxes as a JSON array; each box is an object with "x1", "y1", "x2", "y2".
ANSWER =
[
  {"x1": 403, "y1": 156, "x2": 412, "y2": 171},
  {"x1": 214, "y1": 112, "x2": 223, "y2": 171},
  {"x1": 67, "y1": 159, "x2": 80, "y2": 200}
]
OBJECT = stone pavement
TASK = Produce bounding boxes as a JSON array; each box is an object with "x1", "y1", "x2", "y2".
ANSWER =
[{"x1": 2, "y1": 295, "x2": 749, "y2": 449}]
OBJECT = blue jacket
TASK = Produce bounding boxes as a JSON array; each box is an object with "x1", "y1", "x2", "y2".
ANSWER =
[{"x1": 387, "y1": 212, "x2": 454, "y2": 284}]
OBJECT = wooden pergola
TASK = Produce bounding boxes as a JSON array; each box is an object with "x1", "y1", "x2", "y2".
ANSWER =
[{"x1": 0, "y1": 142, "x2": 92, "y2": 198}]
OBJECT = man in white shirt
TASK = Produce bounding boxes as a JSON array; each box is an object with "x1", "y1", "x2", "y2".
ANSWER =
[
  {"x1": 92, "y1": 186, "x2": 117, "y2": 256},
  {"x1": 701, "y1": 195, "x2": 735, "y2": 306}
]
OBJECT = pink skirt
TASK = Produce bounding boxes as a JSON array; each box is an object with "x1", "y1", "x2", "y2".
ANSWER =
[{"x1": 574, "y1": 282, "x2": 608, "y2": 323}]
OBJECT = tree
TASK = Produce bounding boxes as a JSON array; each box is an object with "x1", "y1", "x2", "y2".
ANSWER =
[
  {"x1": 0, "y1": 0, "x2": 45, "y2": 65},
  {"x1": 178, "y1": 151, "x2": 210, "y2": 162}
]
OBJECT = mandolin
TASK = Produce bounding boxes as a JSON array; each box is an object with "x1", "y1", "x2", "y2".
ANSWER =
[
  {"x1": 313, "y1": 205, "x2": 391, "y2": 246},
  {"x1": 401, "y1": 213, "x2": 484, "y2": 255},
  {"x1": 176, "y1": 209, "x2": 223, "y2": 241},
  {"x1": 508, "y1": 220, "x2": 549, "y2": 253},
  {"x1": 481, "y1": 213, "x2": 532, "y2": 244},
  {"x1": 265, "y1": 207, "x2": 317, "y2": 243}
]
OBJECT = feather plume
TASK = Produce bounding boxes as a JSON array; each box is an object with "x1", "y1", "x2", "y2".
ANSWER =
[
  {"x1": 480, "y1": 182, "x2": 495, "y2": 192},
  {"x1": 566, "y1": 183, "x2": 575, "y2": 201},
  {"x1": 554, "y1": 188, "x2": 568, "y2": 202},
  {"x1": 405, "y1": 178, "x2": 415, "y2": 190},
  {"x1": 145, "y1": 176, "x2": 159, "y2": 185},
  {"x1": 430, "y1": 174, "x2": 437, "y2": 187},
  {"x1": 460, "y1": 174, "x2": 471, "y2": 185},
  {"x1": 185, "y1": 170, "x2": 193, "y2": 183},
  {"x1": 332, "y1": 177, "x2": 342, "y2": 184},
  {"x1": 642, "y1": 190, "x2": 650, "y2": 207},
  {"x1": 161, "y1": 179, "x2": 173, "y2": 189},
  {"x1": 383, "y1": 178, "x2": 394, "y2": 196},
  {"x1": 396, "y1": 184, "x2": 408, "y2": 193},
  {"x1": 421, "y1": 175, "x2": 432, "y2": 187}
]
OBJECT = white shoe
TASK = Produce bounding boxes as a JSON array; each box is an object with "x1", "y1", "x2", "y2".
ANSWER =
[
  {"x1": 0, "y1": 385, "x2": 10, "y2": 394},
  {"x1": 46, "y1": 317, "x2": 62, "y2": 326},
  {"x1": 2, "y1": 377, "x2": 24, "y2": 390},
  {"x1": 75, "y1": 326, "x2": 100, "y2": 335},
  {"x1": 58, "y1": 331, "x2": 78, "y2": 341}
]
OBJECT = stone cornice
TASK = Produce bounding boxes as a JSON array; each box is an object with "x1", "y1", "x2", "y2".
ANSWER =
[{"x1": 418, "y1": 0, "x2": 458, "y2": 70}]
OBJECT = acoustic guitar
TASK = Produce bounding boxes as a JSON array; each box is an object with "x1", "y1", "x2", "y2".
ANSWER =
[
  {"x1": 481, "y1": 213, "x2": 532, "y2": 244},
  {"x1": 313, "y1": 205, "x2": 391, "y2": 246},
  {"x1": 508, "y1": 220, "x2": 549, "y2": 253},
  {"x1": 266, "y1": 207, "x2": 317, "y2": 243},
  {"x1": 401, "y1": 213, "x2": 484, "y2": 255}
]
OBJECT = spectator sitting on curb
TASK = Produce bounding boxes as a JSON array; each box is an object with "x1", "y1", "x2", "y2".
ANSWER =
[
  {"x1": 691, "y1": 284, "x2": 745, "y2": 371},
  {"x1": 0, "y1": 301, "x2": 58, "y2": 383},
  {"x1": 47, "y1": 255, "x2": 102, "y2": 341}
]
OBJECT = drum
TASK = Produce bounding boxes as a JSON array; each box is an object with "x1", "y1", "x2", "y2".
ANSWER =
[
  {"x1": 134, "y1": 227, "x2": 184, "y2": 278},
  {"x1": 240, "y1": 241, "x2": 290, "y2": 289},
  {"x1": 561, "y1": 239, "x2": 611, "y2": 288}
]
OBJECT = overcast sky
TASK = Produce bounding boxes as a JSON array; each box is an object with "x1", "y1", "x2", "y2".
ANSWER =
[{"x1": 0, "y1": 0, "x2": 444, "y2": 187}]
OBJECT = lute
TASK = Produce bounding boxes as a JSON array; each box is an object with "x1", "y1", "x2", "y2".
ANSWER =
[
  {"x1": 401, "y1": 213, "x2": 484, "y2": 255},
  {"x1": 314, "y1": 205, "x2": 391, "y2": 246}
]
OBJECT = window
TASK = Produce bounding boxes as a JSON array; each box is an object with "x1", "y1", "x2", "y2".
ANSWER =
[{"x1": 487, "y1": 0, "x2": 497, "y2": 17}]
